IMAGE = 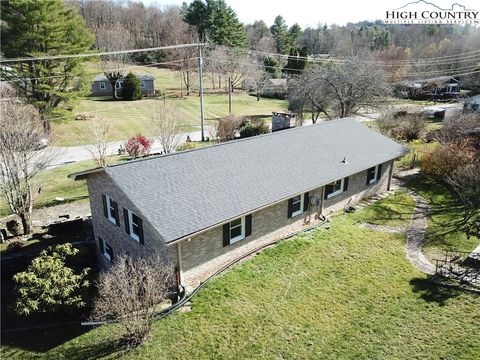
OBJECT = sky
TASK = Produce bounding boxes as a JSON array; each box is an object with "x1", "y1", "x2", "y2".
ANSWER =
[{"x1": 141, "y1": 0, "x2": 480, "y2": 27}]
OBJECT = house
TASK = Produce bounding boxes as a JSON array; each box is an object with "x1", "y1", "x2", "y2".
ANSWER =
[
  {"x1": 70, "y1": 118, "x2": 407, "y2": 289},
  {"x1": 395, "y1": 76, "x2": 461, "y2": 100},
  {"x1": 91, "y1": 74, "x2": 155, "y2": 97}
]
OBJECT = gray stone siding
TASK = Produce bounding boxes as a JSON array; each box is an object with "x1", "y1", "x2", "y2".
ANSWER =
[
  {"x1": 179, "y1": 160, "x2": 393, "y2": 278},
  {"x1": 86, "y1": 172, "x2": 171, "y2": 269}
]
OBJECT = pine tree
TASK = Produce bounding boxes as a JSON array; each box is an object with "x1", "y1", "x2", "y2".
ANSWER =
[
  {"x1": 270, "y1": 16, "x2": 290, "y2": 54},
  {"x1": 1, "y1": 0, "x2": 94, "y2": 127}
]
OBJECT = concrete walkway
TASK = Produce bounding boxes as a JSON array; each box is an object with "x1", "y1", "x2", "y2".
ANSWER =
[{"x1": 405, "y1": 190, "x2": 436, "y2": 275}]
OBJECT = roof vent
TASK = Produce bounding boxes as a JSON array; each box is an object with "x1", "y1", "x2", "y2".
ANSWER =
[{"x1": 341, "y1": 157, "x2": 348, "y2": 164}]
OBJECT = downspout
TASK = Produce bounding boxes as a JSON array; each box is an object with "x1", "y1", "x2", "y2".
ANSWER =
[
  {"x1": 177, "y1": 241, "x2": 183, "y2": 287},
  {"x1": 387, "y1": 160, "x2": 394, "y2": 191},
  {"x1": 319, "y1": 186, "x2": 325, "y2": 216}
]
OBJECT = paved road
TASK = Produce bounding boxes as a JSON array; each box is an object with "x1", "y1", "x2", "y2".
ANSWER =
[{"x1": 46, "y1": 126, "x2": 215, "y2": 169}]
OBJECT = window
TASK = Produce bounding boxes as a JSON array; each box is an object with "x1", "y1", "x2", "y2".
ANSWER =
[
  {"x1": 115, "y1": 80, "x2": 123, "y2": 89},
  {"x1": 140, "y1": 80, "x2": 145, "y2": 88},
  {"x1": 291, "y1": 194, "x2": 304, "y2": 217},
  {"x1": 229, "y1": 218, "x2": 245, "y2": 243},
  {"x1": 99, "y1": 81, "x2": 106, "y2": 89},
  {"x1": 288, "y1": 192, "x2": 309, "y2": 218},
  {"x1": 223, "y1": 215, "x2": 252, "y2": 246},
  {"x1": 102, "y1": 195, "x2": 119, "y2": 225},
  {"x1": 123, "y1": 208, "x2": 144, "y2": 244},
  {"x1": 98, "y1": 237, "x2": 113, "y2": 262},
  {"x1": 324, "y1": 177, "x2": 349, "y2": 199},
  {"x1": 366, "y1": 164, "x2": 382, "y2": 185}
]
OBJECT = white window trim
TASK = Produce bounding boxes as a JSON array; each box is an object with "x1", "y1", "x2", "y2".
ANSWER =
[
  {"x1": 368, "y1": 165, "x2": 380, "y2": 185},
  {"x1": 230, "y1": 217, "x2": 245, "y2": 244},
  {"x1": 99, "y1": 81, "x2": 106, "y2": 89},
  {"x1": 126, "y1": 209, "x2": 140, "y2": 242},
  {"x1": 327, "y1": 178, "x2": 345, "y2": 199},
  {"x1": 291, "y1": 194, "x2": 305, "y2": 217},
  {"x1": 101, "y1": 238, "x2": 112, "y2": 261},
  {"x1": 106, "y1": 195, "x2": 117, "y2": 225}
]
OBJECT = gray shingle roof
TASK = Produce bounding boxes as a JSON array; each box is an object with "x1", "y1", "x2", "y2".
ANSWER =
[
  {"x1": 93, "y1": 74, "x2": 154, "y2": 81},
  {"x1": 104, "y1": 118, "x2": 407, "y2": 242}
]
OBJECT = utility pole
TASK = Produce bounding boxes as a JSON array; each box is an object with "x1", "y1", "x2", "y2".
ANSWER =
[
  {"x1": 228, "y1": 77, "x2": 232, "y2": 115},
  {"x1": 198, "y1": 46, "x2": 205, "y2": 141}
]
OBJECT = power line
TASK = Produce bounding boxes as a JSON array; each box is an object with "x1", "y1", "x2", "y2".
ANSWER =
[
  {"x1": 0, "y1": 43, "x2": 205, "y2": 63},
  {"x1": 1, "y1": 58, "x2": 199, "y2": 83}
]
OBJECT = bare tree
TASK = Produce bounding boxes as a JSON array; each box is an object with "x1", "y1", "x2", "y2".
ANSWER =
[
  {"x1": 95, "y1": 24, "x2": 133, "y2": 99},
  {"x1": 207, "y1": 47, "x2": 249, "y2": 91},
  {"x1": 84, "y1": 115, "x2": 112, "y2": 168},
  {"x1": 288, "y1": 57, "x2": 390, "y2": 119},
  {"x1": 92, "y1": 253, "x2": 173, "y2": 347},
  {"x1": 247, "y1": 57, "x2": 271, "y2": 101},
  {"x1": 216, "y1": 115, "x2": 244, "y2": 142},
  {"x1": 151, "y1": 103, "x2": 183, "y2": 154},
  {"x1": 0, "y1": 99, "x2": 55, "y2": 234}
]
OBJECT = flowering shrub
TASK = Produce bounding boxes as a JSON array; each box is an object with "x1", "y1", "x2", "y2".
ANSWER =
[{"x1": 125, "y1": 134, "x2": 151, "y2": 158}]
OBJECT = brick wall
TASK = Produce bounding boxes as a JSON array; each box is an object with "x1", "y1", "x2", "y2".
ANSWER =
[
  {"x1": 179, "y1": 160, "x2": 393, "y2": 274},
  {"x1": 86, "y1": 172, "x2": 173, "y2": 269}
]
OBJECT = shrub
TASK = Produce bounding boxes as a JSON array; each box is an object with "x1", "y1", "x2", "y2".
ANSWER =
[
  {"x1": 13, "y1": 243, "x2": 90, "y2": 315},
  {"x1": 421, "y1": 139, "x2": 477, "y2": 181},
  {"x1": 378, "y1": 110, "x2": 427, "y2": 141},
  {"x1": 7, "y1": 239, "x2": 26, "y2": 251},
  {"x1": 122, "y1": 72, "x2": 142, "y2": 101},
  {"x1": 125, "y1": 134, "x2": 151, "y2": 158},
  {"x1": 6, "y1": 219, "x2": 21, "y2": 237},
  {"x1": 216, "y1": 115, "x2": 244, "y2": 142},
  {"x1": 239, "y1": 118, "x2": 270, "y2": 138}
]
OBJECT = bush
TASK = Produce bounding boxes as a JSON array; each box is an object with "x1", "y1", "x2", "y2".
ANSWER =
[
  {"x1": 125, "y1": 134, "x2": 151, "y2": 158},
  {"x1": 122, "y1": 72, "x2": 142, "y2": 101},
  {"x1": 7, "y1": 239, "x2": 26, "y2": 251},
  {"x1": 6, "y1": 219, "x2": 21, "y2": 237},
  {"x1": 13, "y1": 243, "x2": 90, "y2": 315},
  {"x1": 378, "y1": 110, "x2": 427, "y2": 141},
  {"x1": 239, "y1": 118, "x2": 270, "y2": 138},
  {"x1": 421, "y1": 139, "x2": 477, "y2": 181},
  {"x1": 216, "y1": 115, "x2": 244, "y2": 142}
]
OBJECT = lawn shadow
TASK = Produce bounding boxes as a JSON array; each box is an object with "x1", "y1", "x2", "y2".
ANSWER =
[
  {"x1": 1, "y1": 324, "x2": 92, "y2": 353},
  {"x1": 59, "y1": 336, "x2": 130, "y2": 360},
  {"x1": 409, "y1": 276, "x2": 479, "y2": 306}
]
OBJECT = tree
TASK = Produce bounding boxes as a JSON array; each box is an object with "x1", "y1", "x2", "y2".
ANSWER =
[
  {"x1": 288, "y1": 57, "x2": 389, "y2": 119},
  {"x1": 151, "y1": 103, "x2": 183, "y2": 154},
  {"x1": 92, "y1": 253, "x2": 173, "y2": 347},
  {"x1": 1, "y1": 0, "x2": 94, "y2": 127},
  {"x1": 247, "y1": 58, "x2": 271, "y2": 101},
  {"x1": 14, "y1": 244, "x2": 90, "y2": 315},
  {"x1": 182, "y1": 0, "x2": 247, "y2": 47},
  {"x1": 263, "y1": 57, "x2": 282, "y2": 79},
  {"x1": 215, "y1": 115, "x2": 244, "y2": 142},
  {"x1": 447, "y1": 162, "x2": 480, "y2": 239},
  {"x1": 270, "y1": 16, "x2": 290, "y2": 54},
  {"x1": 0, "y1": 98, "x2": 56, "y2": 234},
  {"x1": 84, "y1": 116, "x2": 112, "y2": 168},
  {"x1": 283, "y1": 46, "x2": 308, "y2": 75},
  {"x1": 377, "y1": 109, "x2": 427, "y2": 141},
  {"x1": 125, "y1": 135, "x2": 151, "y2": 158},
  {"x1": 239, "y1": 118, "x2": 269, "y2": 138},
  {"x1": 95, "y1": 24, "x2": 133, "y2": 100},
  {"x1": 122, "y1": 73, "x2": 142, "y2": 101},
  {"x1": 206, "y1": 46, "x2": 249, "y2": 91},
  {"x1": 288, "y1": 23, "x2": 303, "y2": 49}
]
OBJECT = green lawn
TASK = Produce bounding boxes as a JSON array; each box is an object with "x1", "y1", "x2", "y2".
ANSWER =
[
  {"x1": 0, "y1": 157, "x2": 128, "y2": 218},
  {"x1": 2, "y1": 192, "x2": 479, "y2": 359},
  {"x1": 396, "y1": 140, "x2": 438, "y2": 169},
  {"x1": 406, "y1": 176, "x2": 479, "y2": 261},
  {"x1": 351, "y1": 191, "x2": 415, "y2": 227},
  {"x1": 51, "y1": 63, "x2": 288, "y2": 146}
]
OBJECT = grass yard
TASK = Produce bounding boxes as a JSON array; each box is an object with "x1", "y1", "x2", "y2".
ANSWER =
[
  {"x1": 51, "y1": 62, "x2": 288, "y2": 146},
  {"x1": 395, "y1": 140, "x2": 438, "y2": 169},
  {"x1": 351, "y1": 191, "x2": 415, "y2": 227},
  {"x1": 406, "y1": 176, "x2": 479, "y2": 262},
  {"x1": 0, "y1": 157, "x2": 128, "y2": 218},
  {"x1": 2, "y1": 192, "x2": 479, "y2": 359}
]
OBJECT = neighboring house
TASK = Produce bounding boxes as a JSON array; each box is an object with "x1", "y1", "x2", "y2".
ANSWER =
[
  {"x1": 242, "y1": 78, "x2": 287, "y2": 99},
  {"x1": 70, "y1": 118, "x2": 407, "y2": 288},
  {"x1": 395, "y1": 76, "x2": 461, "y2": 100},
  {"x1": 91, "y1": 74, "x2": 155, "y2": 97}
]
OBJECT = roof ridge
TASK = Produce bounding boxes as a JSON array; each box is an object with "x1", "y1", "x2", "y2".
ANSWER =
[{"x1": 104, "y1": 117, "x2": 356, "y2": 170}]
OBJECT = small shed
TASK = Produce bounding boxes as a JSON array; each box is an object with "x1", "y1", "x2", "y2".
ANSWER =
[{"x1": 91, "y1": 74, "x2": 155, "y2": 97}]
